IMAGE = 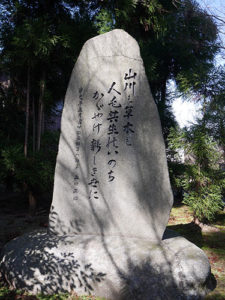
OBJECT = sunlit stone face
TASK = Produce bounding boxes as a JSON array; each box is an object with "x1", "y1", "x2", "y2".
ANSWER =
[{"x1": 49, "y1": 29, "x2": 173, "y2": 240}]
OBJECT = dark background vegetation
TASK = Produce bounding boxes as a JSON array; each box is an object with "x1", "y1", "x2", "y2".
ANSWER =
[
  {"x1": 0, "y1": 1, "x2": 225, "y2": 299},
  {"x1": 1, "y1": 0, "x2": 224, "y2": 223}
]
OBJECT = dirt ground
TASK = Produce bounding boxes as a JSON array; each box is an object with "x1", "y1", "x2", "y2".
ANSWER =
[{"x1": 0, "y1": 192, "x2": 50, "y2": 253}]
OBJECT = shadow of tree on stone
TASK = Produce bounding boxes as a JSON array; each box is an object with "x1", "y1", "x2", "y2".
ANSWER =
[
  {"x1": 119, "y1": 259, "x2": 216, "y2": 300},
  {"x1": 0, "y1": 231, "x2": 106, "y2": 295},
  {"x1": 48, "y1": 205, "x2": 85, "y2": 235}
]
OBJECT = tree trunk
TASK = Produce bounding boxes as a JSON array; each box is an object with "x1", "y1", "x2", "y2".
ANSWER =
[
  {"x1": 28, "y1": 190, "x2": 37, "y2": 217},
  {"x1": 158, "y1": 77, "x2": 168, "y2": 136},
  {"x1": 24, "y1": 64, "x2": 31, "y2": 157},
  {"x1": 223, "y1": 145, "x2": 225, "y2": 163},
  {"x1": 42, "y1": 109, "x2": 45, "y2": 135},
  {"x1": 23, "y1": 182, "x2": 37, "y2": 216},
  {"x1": 160, "y1": 79, "x2": 167, "y2": 109},
  {"x1": 32, "y1": 97, "x2": 36, "y2": 152},
  {"x1": 37, "y1": 71, "x2": 46, "y2": 151},
  {"x1": 193, "y1": 215, "x2": 220, "y2": 232}
]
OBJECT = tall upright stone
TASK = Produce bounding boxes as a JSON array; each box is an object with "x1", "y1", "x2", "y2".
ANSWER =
[
  {"x1": 49, "y1": 29, "x2": 173, "y2": 240},
  {"x1": 0, "y1": 30, "x2": 215, "y2": 299}
]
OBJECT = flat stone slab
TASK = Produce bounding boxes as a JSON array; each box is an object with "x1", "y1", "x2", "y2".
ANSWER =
[{"x1": 0, "y1": 230, "x2": 214, "y2": 299}]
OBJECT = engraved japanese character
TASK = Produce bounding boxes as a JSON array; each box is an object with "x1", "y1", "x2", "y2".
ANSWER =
[
  {"x1": 108, "y1": 170, "x2": 115, "y2": 182},
  {"x1": 92, "y1": 112, "x2": 103, "y2": 119},
  {"x1": 108, "y1": 96, "x2": 121, "y2": 108},
  {"x1": 93, "y1": 123, "x2": 102, "y2": 134},
  {"x1": 93, "y1": 91, "x2": 104, "y2": 100},
  {"x1": 90, "y1": 139, "x2": 101, "y2": 153},
  {"x1": 93, "y1": 191, "x2": 99, "y2": 199},
  {"x1": 124, "y1": 105, "x2": 134, "y2": 119},
  {"x1": 106, "y1": 136, "x2": 119, "y2": 155},
  {"x1": 126, "y1": 137, "x2": 132, "y2": 146},
  {"x1": 123, "y1": 122, "x2": 134, "y2": 134},
  {"x1": 108, "y1": 123, "x2": 118, "y2": 135},
  {"x1": 88, "y1": 178, "x2": 99, "y2": 188},
  {"x1": 79, "y1": 87, "x2": 83, "y2": 100},
  {"x1": 91, "y1": 167, "x2": 97, "y2": 176},
  {"x1": 108, "y1": 160, "x2": 116, "y2": 168},
  {"x1": 107, "y1": 110, "x2": 119, "y2": 123},
  {"x1": 124, "y1": 68, "x2": 137, "y2": 80},
  {"x1": 93, "y1": 91, "x2": 104, "y2": 110},
  {"x1": 108, "y1": 82, "x2": 121, "y2": 95},
  {"x1": 124, "y1": 82, "x2": 136, "y2": 95}
]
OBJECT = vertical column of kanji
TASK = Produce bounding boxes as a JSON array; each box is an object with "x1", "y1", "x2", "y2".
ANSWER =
[
  {"x1": 106, "y1": 82, "x2": 122, "y2": 183},
  {"x1": 72, "y1": 87, "x2": 84, "y2": 202},
  {"x1": 123, "y1": 68, "x2": 137, "y2": 146},
  {"x1": 88, "y1": 90, "x2": 105, "y2": 206}
]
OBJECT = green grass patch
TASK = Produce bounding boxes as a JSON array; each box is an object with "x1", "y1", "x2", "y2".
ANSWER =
[
  {"x1": 202, "y1": 230, "x2": 225, "y2": 249},
  {"x1": 0, "y1": 285, "x2": 106, "y2": 300},
  {"x1": 206, "y1": 293, "x2": 225, "y2": 300},
  {"x1": 214, "y1": 210, "x2": 225, "y2": 227}
]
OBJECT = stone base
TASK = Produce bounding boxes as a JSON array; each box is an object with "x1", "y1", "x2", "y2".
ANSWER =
[{"x1": 0, "y1": 229, "x2": 215, "y2": 299}]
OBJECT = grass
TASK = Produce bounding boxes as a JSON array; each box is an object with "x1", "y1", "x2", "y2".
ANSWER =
[
  {"x1": 1, "y1": 204, "x2": 225, "y2": 299},
  {"x1": 168, "y1": 204, "x2": 225, "y2": 300},
  {"x1": 0, "y1": 286, "x2": 106, "y2": 300}
]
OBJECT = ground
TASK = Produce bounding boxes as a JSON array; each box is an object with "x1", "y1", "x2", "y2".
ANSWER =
[
  {"x1": 168, "y1": 204, "x2": 225, "y2": 300},
  {"x1": 0, "y1": 193, "x2": 225, "y2": 299}
]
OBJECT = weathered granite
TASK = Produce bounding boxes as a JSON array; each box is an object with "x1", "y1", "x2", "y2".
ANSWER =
[
  {"x1": 49, "y1": 29, "x2": 173, "y2": 240},
  {"x1": 0, "y1": 230, "x2": 215, "y2": 299}
]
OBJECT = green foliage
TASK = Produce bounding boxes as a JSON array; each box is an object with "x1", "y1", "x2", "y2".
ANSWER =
[
  {"x1": 183, "y1": 185, "x2": 223, "y2": 222},
  {"x1": 95, "y1": 9, "x2": 114, "y2": 34},
  {"x1": 202, "y1": 67, "x2": 225, "y2": 157},
  {"x1": 93, "y1": 0, "x2": 219, "y2": 138},
  {"x1": 168, "y1": 126, "x2": 225, "y2": 222},
  {"x1": 168, "y1": 67, "x2": 225, "y2": 223},
  {"x1": 0, "y1": 0, "x2": 97, "y2": 152},
  {"x1": 0, "y1": 131, "x2": 59, "y2": 193},
  {"x1": 0, "y1": 0, "x2": 97, "y2": 197},
  {"x1": 0, "y1": 144, "x2": 23, "y2": 181}
]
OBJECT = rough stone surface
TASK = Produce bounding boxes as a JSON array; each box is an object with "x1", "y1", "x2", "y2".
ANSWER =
[
  {"x1": 0, "y1": 30, "x2": 215, "y2": 299},
  {"x1": 49, "y1": 29, "x2": 173, "y2": 240},
  {"x1": 0, "y1": 230, "x2": 214, "y2": 299}
]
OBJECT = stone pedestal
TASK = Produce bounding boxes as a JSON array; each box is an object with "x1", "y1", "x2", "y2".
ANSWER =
[{"x1": 0, "y1": 230, "x2": 215, "y2": 299}]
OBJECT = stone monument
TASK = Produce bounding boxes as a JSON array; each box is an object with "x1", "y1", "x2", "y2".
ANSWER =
[
  {"x1": 48, "y1": 28, "x2": 173, "y2": 240},
  {"x1": 0, "y1": 30, "x2": 215, "y2": 299}
]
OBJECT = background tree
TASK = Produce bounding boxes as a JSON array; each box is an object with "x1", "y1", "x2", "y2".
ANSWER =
[
  {"x1": 168, "y1": 124, "x2": 225, "y2": 224},
  {"x1": 92, "y1": 0, "x2": 220, "y2": 138},
  {"x1": 0, "y1": 0, "x2": 96, "y2": 153},
  {"x1": 203, "y1": 67, "x2": 225, "y2": 161},
  {"x1": 0, "y1": 0, "x2": 223, "y2": 220},
  {"x1": 0, "y1": 0, "x2": 97, "y2": 213}
]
